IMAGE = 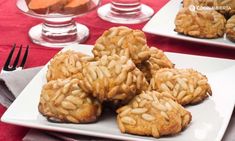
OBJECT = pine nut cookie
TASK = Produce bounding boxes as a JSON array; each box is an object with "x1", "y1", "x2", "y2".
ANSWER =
[
  {"x1": 215, "y1": 0, "x2": 235, "y2": 18},
  {"x1": 150, "y1": 68, "x2": 212, "y2": 105},
  {"x1": 183, "y1": 0, "x2": 215, "y2": 7},
  {"x1": 226, "y1": 15, "x2": 235, "y2": 42},
  {"x1": 116, "y1": 91, "x2": 192, "y2": 138},
  {"x1": 46, "y1": 50, "x2": 94, "y2": 81},
  {"x1": 137, "y1": 47, "x2": 174, "y2": 82},
  {"x1": 175, "y1": 8, "x2": 226, "y2": 38},
  {"x1": 92, "y1": 26, "x2": 150, "y2": 64},
  {"x1": 77, "y1": 54, "x2": 149, "y2": 104},
  {"x1": 38, "y1": 78, "x2": 102, "y2": 123}
]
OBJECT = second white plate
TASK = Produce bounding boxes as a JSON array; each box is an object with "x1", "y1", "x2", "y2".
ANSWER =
[{"x1": 143, "y1": 0, "x2": 235, "y2": 49}]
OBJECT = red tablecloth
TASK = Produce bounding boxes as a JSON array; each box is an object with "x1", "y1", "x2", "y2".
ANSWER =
[{"x1": 1, "y1": 0, "x2": 235, "y2": 140}]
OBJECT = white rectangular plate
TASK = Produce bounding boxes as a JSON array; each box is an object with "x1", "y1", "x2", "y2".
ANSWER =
[
  {"x1": 143, "y1": 0, "x2": 235, "y2": 49},
  {"x1": 2, "y1": 44, "x2": 235, "y2": 141}
]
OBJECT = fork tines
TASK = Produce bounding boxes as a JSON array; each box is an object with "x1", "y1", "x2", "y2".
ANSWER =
[{"x1": 3, "y1": 44, "x2": 29, "y2": 71}]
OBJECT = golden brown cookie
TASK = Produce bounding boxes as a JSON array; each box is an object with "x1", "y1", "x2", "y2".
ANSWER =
[
  {"x1": 92, "y1": 26, "x2": 150, "y2": 64},
  {"x1": 77, "y1": 54, "x2": 149, "y2": 104},
  {"x1": 175, "y1": 8, "x2": 226, "y2": 38},
  {"x1": 215, "y1": 0, "x2": 235, "y2": 18},
  {"x1": 46, "y1": 50, "x2": 94, "y2": 81},
  {"x1": 116, "y1": 91, "x2": 192, "y2": 138},
  {"x1": 137, "y1": 47, "x2": 174, "y2": 82},
  {"x1": 39, "y1": 78, "x2": 102, "y2": 123},
  {"x1": 150, "y1": 68, "x2": 212, "y2": 105},
  {"x1": 226, "y1": 15, "x2": 235, "y2": 42},
  {"x1": 183, "y1": 0, "x2": 215, "y2": 7}
]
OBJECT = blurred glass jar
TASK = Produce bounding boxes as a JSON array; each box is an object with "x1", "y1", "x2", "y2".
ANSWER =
[
  {"x1": 17, "y1": 0, "x2": 101, "y2": 48},
  {"x1": 98, "y1": 0, "x2": 154, "y2": 24}
]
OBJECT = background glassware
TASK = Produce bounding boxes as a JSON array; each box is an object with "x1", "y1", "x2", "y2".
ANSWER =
[
  {"x1": 16, "y1": 0, "x2": 100, "y2": 48},
  {"x1": 97, "y1": 0, "x2": 154, "y2": 24}
]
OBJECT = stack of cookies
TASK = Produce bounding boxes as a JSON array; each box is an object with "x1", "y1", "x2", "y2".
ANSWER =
[
  {"x1": 175, "y1": 0, "x2": 235, "y2": 42},
  {"x1": 38, "y1": 26, "x2": 212, "y2": 138}
]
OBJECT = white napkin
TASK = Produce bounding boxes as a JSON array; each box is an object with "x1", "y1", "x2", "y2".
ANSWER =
[
  {"x1": 0, "y1": 67, "x2": 42, "y2": 107},
  {"x1": 0, "y1": 67, "x2": 234, "y2": 141}
]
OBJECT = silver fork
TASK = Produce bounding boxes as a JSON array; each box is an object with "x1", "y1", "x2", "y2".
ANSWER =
[{"x1": 1, "y1": 44, "x2": 29, "y2": 73}]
